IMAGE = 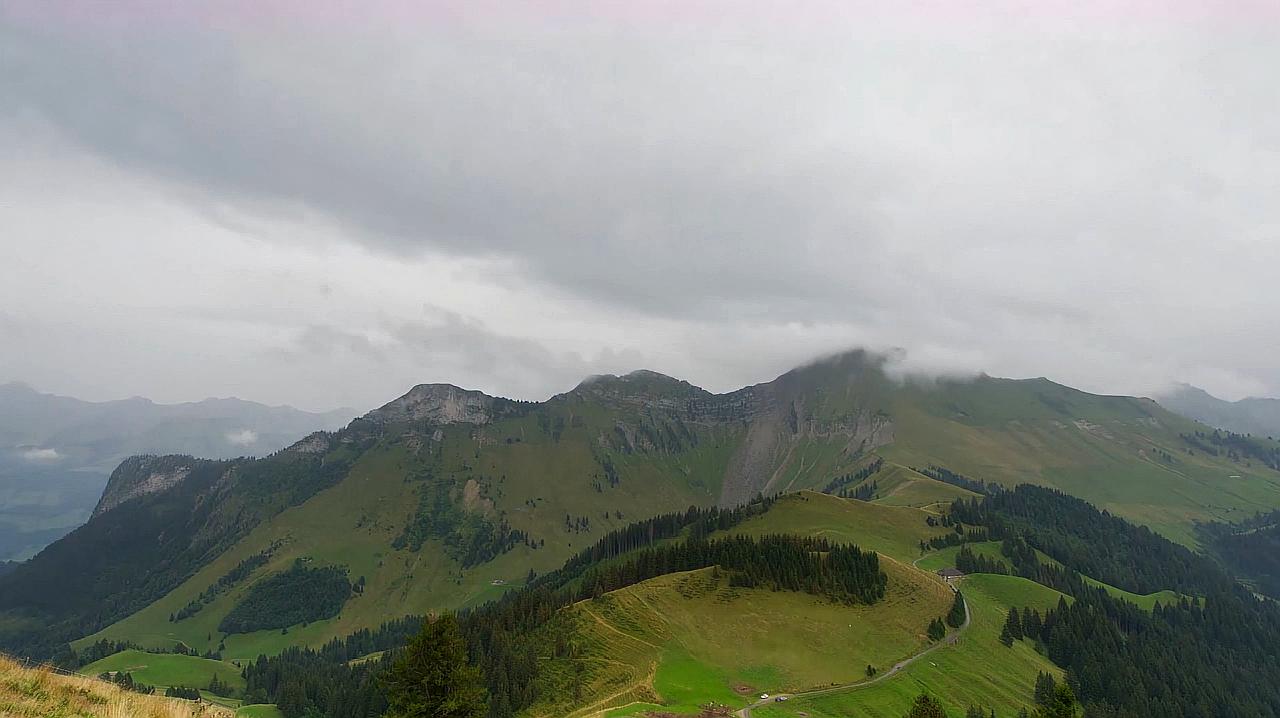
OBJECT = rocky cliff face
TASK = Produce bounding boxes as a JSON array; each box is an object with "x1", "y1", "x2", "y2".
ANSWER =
[
  {"x1": 92, "y1": 454, "x2": 196, "y2": 517},
  {"x1": 717, "y1": 393, "x2": 894, "y2": 507},
  {"x1": 365, "y1": 384, "x2": 500, "y2": 425},
  {"x1": 562, "y1": 357, "x2": 898, "y2": 506}
]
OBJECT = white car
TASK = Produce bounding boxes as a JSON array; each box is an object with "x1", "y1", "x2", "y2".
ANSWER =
[{"x1": 760, "y1": 694, "x2": 769, "y2": 700}]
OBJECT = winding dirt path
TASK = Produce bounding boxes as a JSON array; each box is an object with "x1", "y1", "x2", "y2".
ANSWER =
[
  {"x1": 736, "y1": 578, "x2": 971, "y2": 718},
  {"x1": 580, "y1": 605, "x2": 663, "y2": 650}
]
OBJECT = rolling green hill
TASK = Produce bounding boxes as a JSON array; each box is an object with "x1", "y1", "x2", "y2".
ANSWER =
[
  {"x1": 80, "y1": 649, "x2": 245, "y2": 695},
  {"x1": 917, "y1": 541, "x2": 1184, "y2": 611},
  {"x1": 753, "y1": 573, "x2": 1067, "y2": 718},
  {"x1": 723, "y1": 491, "x2": 949, "y2": 563},
  {"x1": 864, "y1": 463, "x2": 981, "y2": 509},
  {"x1": 526, "y1": 555, "x2": 954, "y2": 717},
  {"x1": 6, "y1": 350, "x2": 1280, "y2": 664}
]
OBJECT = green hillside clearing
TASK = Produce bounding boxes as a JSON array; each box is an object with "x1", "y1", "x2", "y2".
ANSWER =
[
  {"x1": 725, "y1": 491, "x2": 948, "y2": 563},
  {"x1": 80, "y1": 649, "x2": 245, "y2": 694},
  {"x1": 753, "y1": 573, "x2": 1066, "y2": 718},
  {"x1": 866, "y1": 464, "x2": 980, "y2": 509},
  {"x1": 917, "y1": 541, "x2": 1182, "y2": 610},
  {"x1": 528, "y1": 557, "x2": 953, "y2": 718}
]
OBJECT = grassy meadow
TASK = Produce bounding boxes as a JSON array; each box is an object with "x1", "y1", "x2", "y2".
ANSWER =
[
  {"x1": 81, "y1": 650, "x2": 246, "y2": 695},
  {"x1": 918, "y1": 541, "x2": 1184, "y2": 611},
  {"x1": 725, "y1": 491, "x2": 948, "y2": 562},
  {"x1": 753, "y1": 573, "x2": 1067, "y2": 718},
  {"x1": 527, "y1": 558, "x2": 953, "y2": 718},
  {"x1": 867, "y1": 464, "x2": 980, "y2": 509}
]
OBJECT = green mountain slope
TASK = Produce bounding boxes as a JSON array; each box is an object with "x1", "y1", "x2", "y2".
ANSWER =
[
  {"x1": 723, "y1": 491, "x2": 948, "y2": 563},
  {"x1": 5, "y1": 350, "x2": 1280, "y2": 662},
  {"x1": 80, "y1": 649, "x2": 245, "y2": 695},
  {"x1": 753, "y1": 573, "x2": 1066, "y2": 718},
  {"x1": 752, "y1": 357, "x2": 1280, "y2": 544},
  {"x1": 528, "y1": 559, "x2": 953, "y2": 718},
  {"x1": 916, "y1": 541, "x2": 1183, "y2": 611}
]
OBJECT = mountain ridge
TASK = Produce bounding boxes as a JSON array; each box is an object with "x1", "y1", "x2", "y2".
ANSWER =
[
  {"x1": 5, "y1": 349, "x2": 1280, "y2": 665},
  {"x1": 0, "y1": 382, "x2": 356, "y2": 561},
  {"x1": 1156, "y1": 383, "x2": 1280, "y2": 439}
]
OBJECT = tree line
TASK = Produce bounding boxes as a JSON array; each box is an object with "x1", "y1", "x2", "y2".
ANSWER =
[
  {"x1": 822, "y1": 457, "x2": 884, "y2": 495},
  {"x1": 914, "y1": 466, "x2": 1003, "y2": 496},
  {"x1": 1196, "y1": 509, "x2": 1280, "y2": 598},
  {"x1": 997, "y1": 584, "x2": 1280, "y2": 717},
  {"x1": 218, "y1": 560, "x2": 352, "y2": 634},
  {"x1": 172, "y1": 544, "x2": 278, "y2": 622},
  {"x1": 578, "y1": 534, "x2": 886, "y2": 605},
  {"x1": 1180, "y1": 429, "x2": 1280, "y2": 470},
  {"x1": 947, "y1": 482, "x2": 1280, "y2": 716},
  {"x1": 538, "y1": 496, "x2": 776, "y2": 585},
  {"x1": 946, "y1": 484, "x2": 1220, "y2": 596}
]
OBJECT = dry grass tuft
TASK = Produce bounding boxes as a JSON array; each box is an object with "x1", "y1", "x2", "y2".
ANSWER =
[{"x1": 0, "y1": 654, "x2": 233, "y2": 718}]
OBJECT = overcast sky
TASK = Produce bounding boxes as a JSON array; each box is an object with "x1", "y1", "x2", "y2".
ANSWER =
[{"x1": 2, "y1": 1, "x2": 1278, "y2": 412}]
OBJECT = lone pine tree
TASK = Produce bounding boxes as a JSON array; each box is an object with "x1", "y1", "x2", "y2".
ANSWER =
[
  {"x1": 946, "y1": 591, "x2": 966, "y2": 628},
  {"x1": 904, "y1": 694, "x2": 948, "y2": 718},
  {"x1": 381, "y1": 614, "x2": 486, "y2": 718}
]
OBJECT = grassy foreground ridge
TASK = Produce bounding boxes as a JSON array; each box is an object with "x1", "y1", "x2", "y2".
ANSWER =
[{"x1": 0, "y1": 652, "x2": 230, "y2": 718}]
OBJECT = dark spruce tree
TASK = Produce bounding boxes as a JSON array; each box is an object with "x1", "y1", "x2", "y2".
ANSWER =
[
  {"x1": 904, "y1": 694, "x2": 948, "y2": 718},
  {"x1": 381, "y1": 614, "x2": 486, "y2": 718},
  {"x1": 1034, "y1": 683, "x2": 1077, "y2": 718},
  {"x1": 946, "y1": 591, "x2": 966, "y2": 628},
  {"x1": 1033, "y1": 672, "x2": 1056, "y2": 708},
  {"x1": 1004, "y1": 607, "x2": 1023, "y2": 640}
]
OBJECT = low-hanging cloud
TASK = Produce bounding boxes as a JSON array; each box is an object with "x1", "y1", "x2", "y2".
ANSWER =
[
  {"x1": 225, "y1": 429, "x2": 259, "y2": 447},
  {"x1": 19, "y1": 447, "x2": 60, "y2": 462}
]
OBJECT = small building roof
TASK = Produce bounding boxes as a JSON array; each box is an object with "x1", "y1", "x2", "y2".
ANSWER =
[{"x1": 936, "y1": 567, "x2": 965, "y2": 578}]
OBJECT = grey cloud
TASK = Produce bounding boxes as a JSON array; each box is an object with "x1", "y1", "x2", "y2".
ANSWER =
[
  {"x1": 292, "y1": 325, "x2": 386, "y2": 361},
  {"x1": 282, "y1": 310, "x2": 641, "y2": 401},
  {"x1": 0, "y1": 8, "x2": 907, "y2": 321},
  {"x1": 2, "y1": 5, "x2": 1279, "y2": 404},
  {"x1": 383, "y1": 308, "x2": 651, "y2": 399}
]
